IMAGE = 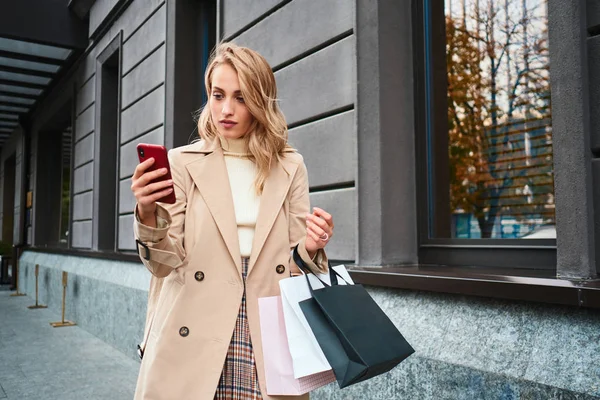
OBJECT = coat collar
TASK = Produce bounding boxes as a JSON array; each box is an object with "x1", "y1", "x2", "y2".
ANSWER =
[{"x1": 182, "y1": 138, "x2": 300, "y2": 276}]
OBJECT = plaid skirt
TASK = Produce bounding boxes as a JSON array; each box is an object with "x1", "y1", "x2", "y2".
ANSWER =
[{"x1": 215, "y1": 258, "x2": 263, "y2": 399}]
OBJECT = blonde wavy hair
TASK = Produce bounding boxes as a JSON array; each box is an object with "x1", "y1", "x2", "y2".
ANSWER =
[{"x1": 197, "y1": 42, "x2": 293, "y2": 195}]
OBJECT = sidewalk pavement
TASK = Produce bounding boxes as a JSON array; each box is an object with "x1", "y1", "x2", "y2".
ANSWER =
[{"x1": 0, "y1": 286, "x2": 139, "y2": 400}]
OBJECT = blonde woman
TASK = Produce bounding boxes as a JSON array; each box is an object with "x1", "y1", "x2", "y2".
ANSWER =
[{"x1": 131, "y1": 42, "x2": 334, "y2": 400}]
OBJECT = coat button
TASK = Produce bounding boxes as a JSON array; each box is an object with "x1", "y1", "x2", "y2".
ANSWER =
[
  {"x1": 194, "y1": 271, "x2": 205, "y2": 281},
  {"x1": 276, "y1": 264, "x2": 285, "y2": 274},
  {"x1": 179, "y1": 326, "x2": 189, "y2": 337}
]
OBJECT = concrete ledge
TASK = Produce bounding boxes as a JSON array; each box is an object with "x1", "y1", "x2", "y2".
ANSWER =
[
  {"x1": 343, "y1": 286, "x2": 600, "y2": 398},
  {"x1": 313, "y1": 355, "x2": 600, "y2": 399},
  {"x1": 18, "y1": 251, "x2": 150, "y2": 360},
  {"x1": 14, "y1": 252, "x2": 600, "y2": 397}
]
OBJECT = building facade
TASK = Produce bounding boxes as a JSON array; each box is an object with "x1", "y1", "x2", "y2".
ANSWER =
[{"x1": 1, "y1": 0, "x2": 599, "y2": 398}]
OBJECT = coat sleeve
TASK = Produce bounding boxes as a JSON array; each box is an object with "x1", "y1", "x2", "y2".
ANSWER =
[
  {"x1": 133, "y1": 149, "x2": 187, "y2": 278},
  {"x1": 288, "y1": 159, "x2": 328, "y2": 276}
]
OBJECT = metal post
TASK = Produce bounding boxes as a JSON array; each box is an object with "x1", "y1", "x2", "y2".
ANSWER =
[
  {"x1": 27, "y1": 264, "x2": 47, "y2": 309},
  {"x1": 50, "y1": 271, "x2": 75, "y2": 328}
]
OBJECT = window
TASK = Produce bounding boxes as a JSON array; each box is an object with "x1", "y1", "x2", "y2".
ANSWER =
[
  {"x1": 94, "y1": 34, "x2": 120, "y2": 251},
  {"x1": 34, "y1": 121, "x2": 73, "y2": 248},
  {"x1": 60, "y1": 127, "x2": 72, "y2": 244},
  {"x1": 2, "y1": 154, "x2": 16, "y2": 245},
  {"x1": 416, "y1": 0, "x2": 555, "y2": 267},
  {"x1": 166, "y1": 0, "x2": 216, "y2": 148}
]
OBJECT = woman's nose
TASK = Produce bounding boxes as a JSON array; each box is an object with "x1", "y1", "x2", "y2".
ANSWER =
[{"x1": 221, "y1": 99, "x2": 233, "y2": 116}]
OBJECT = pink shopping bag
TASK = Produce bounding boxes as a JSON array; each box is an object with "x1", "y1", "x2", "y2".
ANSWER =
[{"x1": 258, "y1": 296, "x2": 336, "y2": 395}]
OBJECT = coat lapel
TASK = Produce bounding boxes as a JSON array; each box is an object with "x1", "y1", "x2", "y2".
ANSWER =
[
  {"x1": 183, "y1": 142, "x2": 242, "y2": 274},
  {"x1": 248, "y1": 156, "x2": 299, "y2": 275}
]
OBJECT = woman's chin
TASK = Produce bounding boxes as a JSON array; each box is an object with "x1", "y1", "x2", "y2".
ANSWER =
[{"x1": 220, "y1": 131, "x2": 246, "y2": 140}]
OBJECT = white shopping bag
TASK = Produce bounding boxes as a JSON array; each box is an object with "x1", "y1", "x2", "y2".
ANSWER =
[
  {"x1": 258, "y1": 296, "x2": 336, "y2": 395},
  {"x1": 278, "y1": 264, "x2": 354, "y2": 379}
]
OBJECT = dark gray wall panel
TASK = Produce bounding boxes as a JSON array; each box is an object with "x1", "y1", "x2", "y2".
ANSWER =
[
  {"x1": 548, "y1": 0, "x2": 596, "y2": 278},
  {"x1": 222, "y1": 0, "x2": 283, "y2": 38},
  {"x1": 80, "y1": 0, "x2": 165, "y2": 82},
  {"x1": 309, "y1": 188, "x2": 356, "y2": 261},
  {"x1": 588, "y1": 0, "x2": 600, "y2": 29},
  {"x1": 119, "y1": 126, "x2": 164, "y2": 179},
  {"x1": 75, "y1": 106, "x2": 95, "y2": 141},
  {"x1": 76, "y1": 77, "x2": 95, "y2": 116},
  {"x1": 355, "y1": 0, "x2": 418, "y2": 265},
  {"x1": 275, "y1": 36, "x2": 355, "y2": 126},
  {"x1": 122, "y1": 44, "x2": 166, "y2": 108},
  {"x1": 119, "y1": 178, "x2": 136, "y2": 215},
  {"x1": 74, "y1": 132, "x2": 95, "y2": 168},
  {"x1": 118, "y1": 214, "x2": 135, "y2": 250},
  {"x1": 73, "y1": 163, "x2": 94, "y2": 194},
  {"x1": 121, "y1": 0, "x2": 166, "y2": 40},
  {"x1": 72, "y1": 220, "x2": 93, "y2": 248},
  {"x1": 73, "y1": 191, "x2": 94, "y2": 221},
  {"x1": 234, "y1": 0, "x2": 354, "y2": 69},
  {"x1": 288, "y1": 110, "x2": 356, "y2": 188},
  {"x1": 588, "y1": 36, "x2": 600, "y2": 152},
  {"x1": 122, "y1": 4, "x2": 166, "y2": 74},
  {"x1": 120, "y1": 85, "x2": 165, "y2": 144},
  {"x1": 89, "y1": 0, "x2": 120, "y2": 37},
  {"x1": 79, "y1": 58, "x2": 96, "y2": 87}
]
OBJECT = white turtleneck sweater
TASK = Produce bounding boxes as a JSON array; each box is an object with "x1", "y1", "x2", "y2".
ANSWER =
[{"x1": 220, "y1": 136, "x2": 260, "y2": 258}]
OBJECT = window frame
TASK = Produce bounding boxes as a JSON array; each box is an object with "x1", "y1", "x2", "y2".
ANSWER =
[
  {"x1": 413, "y1": 0, "x2": 557, "y2": 269},
  {"x1": 94, "y1": 31, "x2": 122, "y2": 253}
]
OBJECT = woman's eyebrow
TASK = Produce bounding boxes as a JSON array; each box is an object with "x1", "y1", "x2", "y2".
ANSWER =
[{"x1": 212, "y1": 86, "x2": 242, "y2": 94}]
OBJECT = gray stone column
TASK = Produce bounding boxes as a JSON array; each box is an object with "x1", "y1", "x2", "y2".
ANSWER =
[
  {"x1": 548, "y1": 0, "x2": 597, "y2": 279},
  {"x1": 356, "y1": 0, "x2": 418, "y2": 265}
]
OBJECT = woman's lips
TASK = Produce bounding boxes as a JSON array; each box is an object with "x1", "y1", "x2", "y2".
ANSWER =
[{"x1": 220, "y1": 120, "x2": 237, "y2": 129}]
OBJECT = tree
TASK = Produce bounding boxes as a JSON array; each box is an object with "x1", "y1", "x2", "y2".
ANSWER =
[{"x1": 446, "y1": 0, "x2": 553, "y2": 238}]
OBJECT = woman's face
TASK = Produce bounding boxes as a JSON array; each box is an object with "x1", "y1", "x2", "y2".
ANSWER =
[{"x1": 209, "y1": 64, "x2": 253, "y2": 140}]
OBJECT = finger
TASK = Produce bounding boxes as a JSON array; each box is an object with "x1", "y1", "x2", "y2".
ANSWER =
[
  {"x1": 136, "y1": 168, "x2": 169, "y2": 187},
  {"x1": 306, "y1": 227, "x2": 321, "y2": 243},
  {"x1": 312, "y1": 207, "x2": 334, "y2": 228},
  {"x1": 133, "y1": 157, "x2": 155, "y2": 179},
  {"x1": 143, "y1": 179, "x2": 173, "y2": 195},
  {"x1": 307, "y1": 221, "x2": 326, "y2": 238},
  {"x1": 146, "y1": 187, "x2": 174, "y2": 203},
  {"x1": 306, "y1": 214, "x2": 328, "y2": 231},
  {"x1": 307, "y1": 214, "x2": 333, "y2": 236}
]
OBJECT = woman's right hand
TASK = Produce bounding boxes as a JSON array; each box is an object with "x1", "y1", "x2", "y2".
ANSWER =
[{"x1": 131, "y1": 157, "x2": 173, "y2": 227}]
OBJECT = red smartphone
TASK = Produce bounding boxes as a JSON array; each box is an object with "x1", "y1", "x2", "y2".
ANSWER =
[{"x1": 136, "y1": 143, "x2": 176, "y2": 204}]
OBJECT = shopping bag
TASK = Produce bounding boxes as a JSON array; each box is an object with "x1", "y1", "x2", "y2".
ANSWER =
[
  {"x1": 293, "y1": 246, "x2": 415, "y2": 388},
  {"x1": 258, "y1": 296, "x2": 336, "y2": 395},
  {"x1": 278, "y1": 263, "x2": 354, "y2": 379}
]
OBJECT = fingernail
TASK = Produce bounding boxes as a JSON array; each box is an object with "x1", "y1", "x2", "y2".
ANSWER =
[{"x1": 161, "y1": 168, "x2": 168, "y2": 173}]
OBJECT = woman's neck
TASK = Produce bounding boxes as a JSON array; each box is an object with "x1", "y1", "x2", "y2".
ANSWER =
[{"x1": 220, "y1": 135, "x2": 249, "y2": 154}]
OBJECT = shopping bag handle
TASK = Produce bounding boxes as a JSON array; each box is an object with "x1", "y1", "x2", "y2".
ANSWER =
[{"x1": 292, "y1": 245, "x2": 351, "y2": 289}]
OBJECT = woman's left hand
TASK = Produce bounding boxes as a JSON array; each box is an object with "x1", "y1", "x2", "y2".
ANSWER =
[{"x1": 305, "y1": 207, "x2": 334, "y2": 254}]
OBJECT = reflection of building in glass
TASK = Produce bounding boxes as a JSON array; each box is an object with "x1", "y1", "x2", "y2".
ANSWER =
[
  {"x1": 452, "y1": 116, "x2": 555, "y2": 238},
  {"x1": 444, "y1": 0, "x2": 553, "y2": 239}
]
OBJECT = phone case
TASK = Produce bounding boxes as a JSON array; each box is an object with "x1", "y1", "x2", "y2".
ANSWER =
[{"x1": 136, "y1": 143, "x2": 176, "y2": 204}]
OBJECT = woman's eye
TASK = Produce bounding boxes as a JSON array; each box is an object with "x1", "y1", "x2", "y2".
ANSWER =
[
  {"x1": 212, "y1": 93, "x2": 223, "y2": 100},
  {"x1": 236, "y1": 97, "x2": 245, "y2": 103}
]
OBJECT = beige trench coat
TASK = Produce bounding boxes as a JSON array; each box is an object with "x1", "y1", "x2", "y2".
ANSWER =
[{"x1": 133, "y1": 139, "x2": 328, "y2": 400}]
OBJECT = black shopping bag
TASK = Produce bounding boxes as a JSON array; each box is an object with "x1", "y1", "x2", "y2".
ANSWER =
[{"x1": 293, "y1": 246, "x2": 415, "y2": 388}]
